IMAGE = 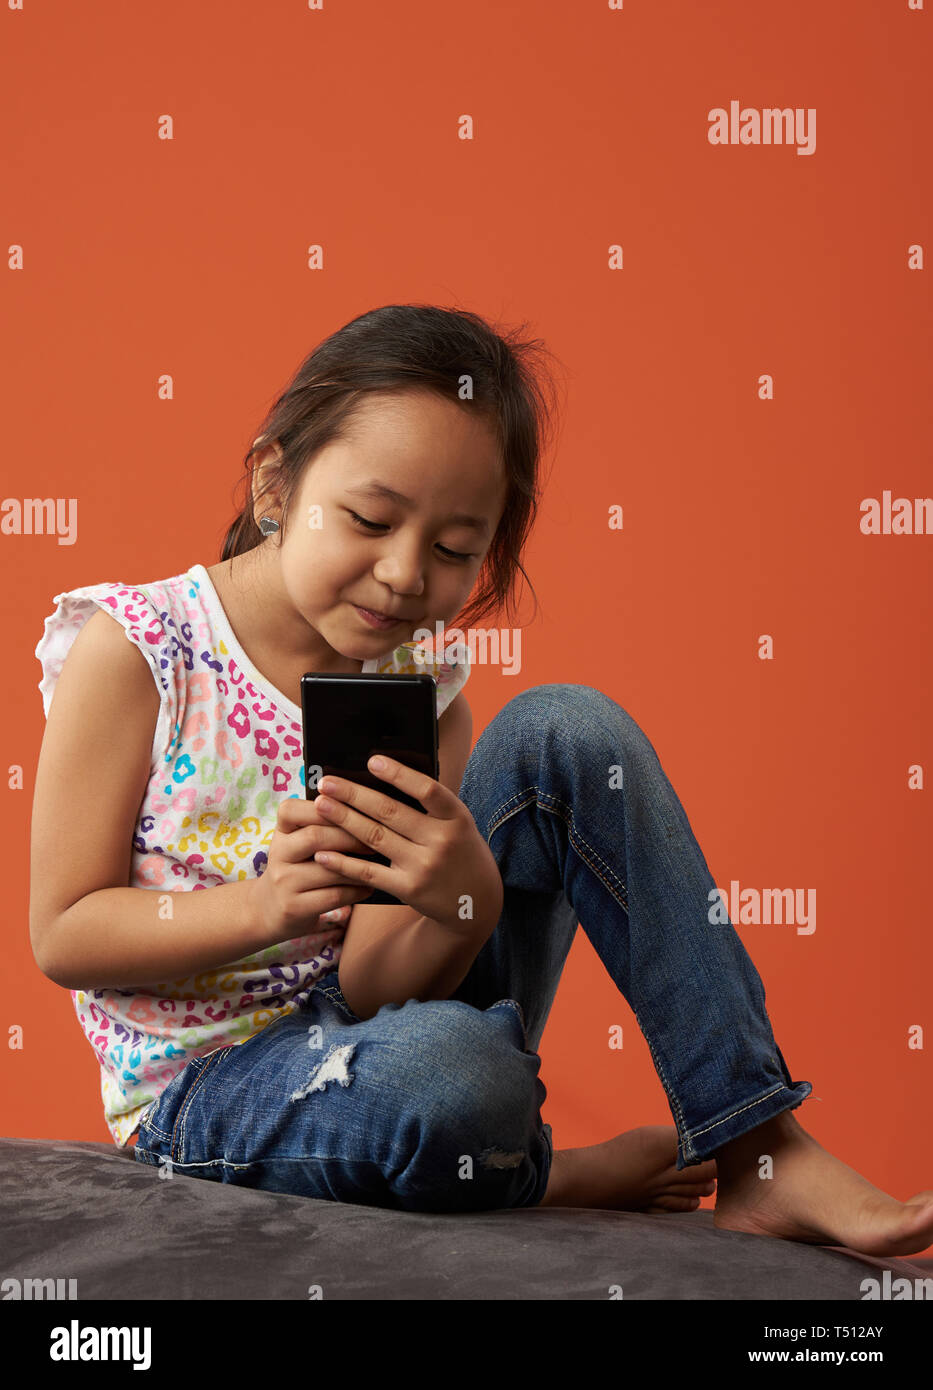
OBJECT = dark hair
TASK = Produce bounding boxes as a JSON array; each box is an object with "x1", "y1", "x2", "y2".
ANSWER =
[{"x1": 219, "y1": 303, "x2": 564, "y2": 630}]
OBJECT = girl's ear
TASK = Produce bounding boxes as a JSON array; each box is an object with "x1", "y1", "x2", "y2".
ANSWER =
[
  {"x1": 250, "y1": 438, "x2": 287, "y2": 518},
  {"x1": 251, "y1": 435, "x2": 282, "y2": 463}
]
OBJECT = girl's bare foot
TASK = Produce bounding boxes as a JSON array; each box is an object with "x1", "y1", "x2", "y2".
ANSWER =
[
  {"x1": 713, "y1": 1109, "x2": 933, "y2": 1256},
  {"x1": 539, "y1": 1124, "x2": 717, "y2": 1212}
]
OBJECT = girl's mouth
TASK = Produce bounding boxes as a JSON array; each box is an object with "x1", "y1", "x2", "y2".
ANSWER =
[{"x1": 353, "y1": 604, "x2": 402, "y2": 631}]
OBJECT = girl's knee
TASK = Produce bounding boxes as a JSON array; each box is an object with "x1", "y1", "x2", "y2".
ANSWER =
[
  {"x1": 388, "y1": 999, "x2": 549, "y2": 1212},
  {"x1": 491, "y1": 682, "x2": 657, "y2": 768},
  {"x1": 398, "y1": 998, "x2": 542, "y2": 1132}
]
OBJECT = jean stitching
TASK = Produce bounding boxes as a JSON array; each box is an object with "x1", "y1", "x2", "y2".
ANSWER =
[
  {"x1": 315, "y1": 981, "x2": 361, "y2": 1024},
  {"x1": 486, "y1": 785, "x2": 539, "y2": 827},
  {"x1": 141, "y1": 1040, "x2": 254, "y2": 1146},
  {"x1": 143, "y1": 1115, "x2": 173, "y2": 1143},
  {"x1": 140, "y1": 1085, "x2": 193, "y2": 1144},
  {"x1": 487, "y1": 787, "x2": 630, "y2": 919},
  {"x1": 688, "y1": 1083, "x2": 788, "y2": 1141},
  {"x1": 486, "y1": 997, "x2": 529, "y2": 1049},
  {"x1": 171, "y1": 1045, "x2": 234, "y2": 1162},
  {"x1": 137, "y1": 1154, "x2": 398, "y2": 1173},
  {"x1": 630, "y1": 1006, "x2": 690, "y2": 1143},
  {"x1": 535, "y1": 789, "x2": 628, "y2": 901}
]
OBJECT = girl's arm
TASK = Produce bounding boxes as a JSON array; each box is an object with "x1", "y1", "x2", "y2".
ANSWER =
[
  {"x1": 336, "y1": 904, "x2": 499, "y2": 1024},
  {"x1": 336, "y1": 692, "x2": 500, "y2": 1022},
  {"x1": 29, "y1": 609, "x2": 291, "y2": 989},
  {"x1": 40, "y1": 882, "x2": 280, "y2": 991}
]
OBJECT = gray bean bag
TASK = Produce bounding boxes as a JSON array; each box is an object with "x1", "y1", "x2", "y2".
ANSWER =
[{"x1": 2, "y1": 1135, "x2": 931, "y2": 1301}]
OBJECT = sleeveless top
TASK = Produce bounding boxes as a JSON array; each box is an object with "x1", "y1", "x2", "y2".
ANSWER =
[{"x1": 34, "y1": 563, "x2": 471, "y2": 1146}]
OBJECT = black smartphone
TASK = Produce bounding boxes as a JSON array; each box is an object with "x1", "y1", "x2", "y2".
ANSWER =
[{"x1": 301, "y1": 671, "x2": 439, "y2": 907}]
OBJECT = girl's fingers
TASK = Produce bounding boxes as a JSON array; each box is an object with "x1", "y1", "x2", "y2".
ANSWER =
[
  {"x1": 312, "y1": 850, "x2": 377, "y2": 880},
  {"x1": 312, "y1": 849, "x2": 385, "y2": 893},
  {"x1": 314, "y1": 797, "x2": 412, "y2": 865},
  {"x1": 295, "y1": 823, "x2": 369, "y2": 862}
]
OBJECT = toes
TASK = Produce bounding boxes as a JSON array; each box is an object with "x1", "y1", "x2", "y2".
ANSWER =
[
  {"x1": 663, "y1": 1175, "x2": 717, "y2": 1195},
  {"x1": 662, "y1": 1159, "x2": 717, "y2": 1185},
  {"x1": 674, "y1": 1180, "x2": 717, "y2": 1197},
  {"x1": 648, "y1": 1195, "x2": 701, "y2": 1213}
]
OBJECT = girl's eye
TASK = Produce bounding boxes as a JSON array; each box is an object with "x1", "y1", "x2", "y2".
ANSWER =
[{"x1": 346, "y1": 511, "x2": 475, "y2": 563}]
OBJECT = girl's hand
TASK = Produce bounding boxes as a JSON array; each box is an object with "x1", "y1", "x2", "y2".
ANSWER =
[
  {"x1": 309, "y1": 756, "x2": 504, "y2": 935},
  {"x1": 251, "y1": 797, "x2": 377, "y2": 946}
]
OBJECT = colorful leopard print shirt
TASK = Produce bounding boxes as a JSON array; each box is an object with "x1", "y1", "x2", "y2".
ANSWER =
[{"x1": 35, "y1": 564, "x2": 471, "y2": 1145}]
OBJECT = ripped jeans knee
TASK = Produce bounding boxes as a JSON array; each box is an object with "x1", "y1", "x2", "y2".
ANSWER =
[{"x1": 133, "y1": 986, "x2": 553, "y2": 1213}]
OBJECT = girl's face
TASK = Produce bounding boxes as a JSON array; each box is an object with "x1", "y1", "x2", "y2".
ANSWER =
[{"x1": 254, "y1": 389, "x2": 507, "y2": 666}]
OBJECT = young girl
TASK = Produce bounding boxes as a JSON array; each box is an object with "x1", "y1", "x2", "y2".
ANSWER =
[{"x1": 31, "y1": 304, "x2": 931, "y2": 1254}]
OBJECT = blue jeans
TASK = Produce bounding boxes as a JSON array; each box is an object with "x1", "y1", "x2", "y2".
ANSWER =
[{"x1": 133, "y1": 684, "x2": 811, "y2": 1211}]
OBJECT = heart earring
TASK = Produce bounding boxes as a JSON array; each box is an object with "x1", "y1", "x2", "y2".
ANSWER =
[{"x1": 259, "y1": 516, "x2": 280, "y2": 536}]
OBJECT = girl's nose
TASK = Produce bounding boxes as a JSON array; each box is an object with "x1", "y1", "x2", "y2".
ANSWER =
[{"x1": 373, "y1": 558, "x2": 425, "y2": 597}]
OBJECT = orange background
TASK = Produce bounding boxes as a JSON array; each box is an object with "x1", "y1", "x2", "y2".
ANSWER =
[{"x1": 2, "y1": 1, "x2": 930, "y2": 1246}]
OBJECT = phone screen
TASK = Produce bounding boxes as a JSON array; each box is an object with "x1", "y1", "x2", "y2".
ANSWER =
[{"x1": 300, "y1": 672, "x2": 439, "y2": 905}]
